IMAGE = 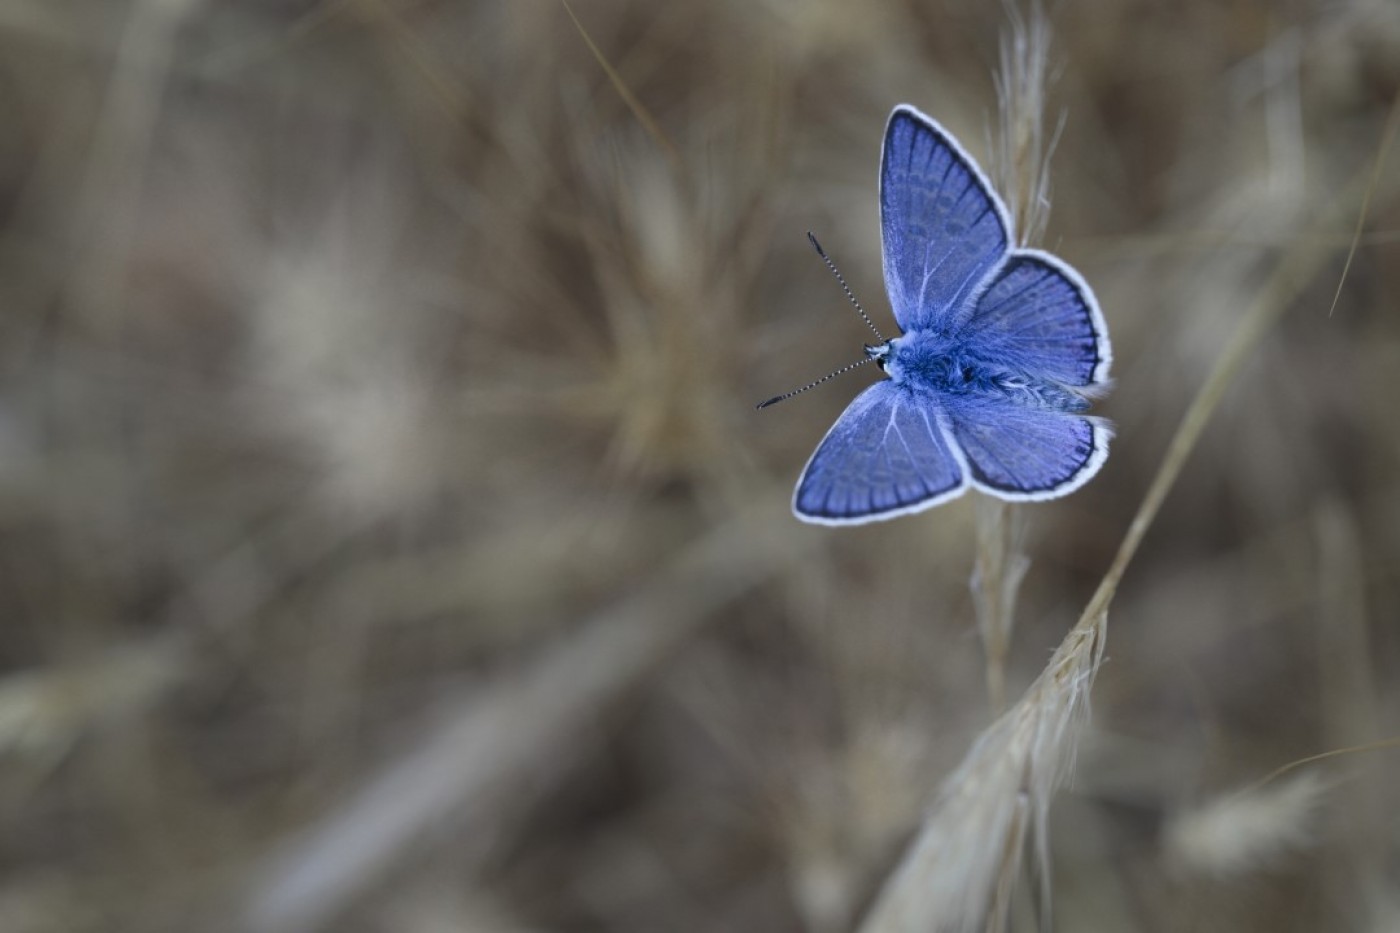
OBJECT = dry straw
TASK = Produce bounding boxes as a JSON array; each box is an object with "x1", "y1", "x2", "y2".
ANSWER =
[
  {"x1": 860, "y1": 11, "x2": 1400, "y2": 933},
  {"x1": 1165, "y1": 773, "x2": 1328, "y2": 876},
  {"x1": 971, "y1": 1, "x2": 1058, "y2": 718}
]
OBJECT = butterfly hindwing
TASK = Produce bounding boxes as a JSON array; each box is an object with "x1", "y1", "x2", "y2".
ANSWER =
[
  {"x1": 881, "y1": 105, "x2": 1011, "y2": 332},
  {"x1": 943, "y1": 394, "x2": 1111, "y2": 499},
  {"x1": 794, "y1": 381, "x2": 967, "y2": 524},
  {"x1": 959, "y1": 251, "x2": 1112, "y2": 387}
]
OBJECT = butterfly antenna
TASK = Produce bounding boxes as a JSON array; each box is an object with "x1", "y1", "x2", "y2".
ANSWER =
[
  {"x1": 807, "y1": 231, "x2": 885, "y2": 342},
  {"x1": 756, "y1": 355, "x2": 876, "y2": 409}
]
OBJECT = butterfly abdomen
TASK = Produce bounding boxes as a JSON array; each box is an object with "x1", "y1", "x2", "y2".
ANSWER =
[{"x1": 985, "y1": 376, "x2": 1092, "y2": 413}]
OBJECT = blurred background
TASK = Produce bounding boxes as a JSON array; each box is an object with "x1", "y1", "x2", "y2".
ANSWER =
[{"x1": 1, "y1": 1, "x2": 1398, "y2": 931}]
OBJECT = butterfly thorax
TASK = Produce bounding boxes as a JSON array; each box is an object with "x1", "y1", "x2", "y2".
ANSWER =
[{"x1": 880, "y1": 331, "x2": 1089, "y2": 413}]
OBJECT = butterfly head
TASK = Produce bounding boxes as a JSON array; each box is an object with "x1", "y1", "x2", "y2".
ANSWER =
[{"x1": 863, "y1": 341, "x2": 892, "y2": 372}]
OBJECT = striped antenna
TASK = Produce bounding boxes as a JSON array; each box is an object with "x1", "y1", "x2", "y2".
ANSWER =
[
  {"x1": 807, "y1": 232, "x2": 885, "y2": 341},
  {"x1": 756, "y1": 355, "x2": 876, "y2": 409},
  {"x1": 756, "y1": 233, "x2": 891, "y2": 410}
]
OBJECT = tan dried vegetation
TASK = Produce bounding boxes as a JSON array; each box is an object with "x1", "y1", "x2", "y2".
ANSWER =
[{"x1": 0, "y1": 2, "x2": 1397, "y2": 932}]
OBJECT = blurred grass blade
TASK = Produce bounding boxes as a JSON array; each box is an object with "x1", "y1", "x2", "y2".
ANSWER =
[
  {"x1": 561, "y1": 0, "x2": 684, "y2": 174},
  {"x1": 1076, "y1": 90, "x2": 1400, "y2": 629},
  {"x1": 1327, "y1": 93, "x2": 1400, "y2": 316},
  {"x1": 244, "y1": 502, "x2": 813, "y2": 933}
]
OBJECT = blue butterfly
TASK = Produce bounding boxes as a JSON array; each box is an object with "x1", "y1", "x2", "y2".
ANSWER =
[{"x1": 782, "y1": 104, "x2": 1112, "y2": 525}]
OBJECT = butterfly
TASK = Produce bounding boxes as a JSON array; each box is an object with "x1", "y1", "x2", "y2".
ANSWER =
[{"x1": 779, "y1": 104, "x2": 1113, "y2": 525}]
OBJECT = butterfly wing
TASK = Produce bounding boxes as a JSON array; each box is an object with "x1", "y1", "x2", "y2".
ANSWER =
[
  {"x1": 959, "y1": 251, "x2": 1112, "y2": 387},
  {"x1": 794, "y1": 381, "x2": 967, "y2": 524},
  {"x1": 943, "y1": 394, "x2": 1111, "y2": 500},
  {"x1": 881, "y1": 105, "x2": 1012, "y2": 333}
]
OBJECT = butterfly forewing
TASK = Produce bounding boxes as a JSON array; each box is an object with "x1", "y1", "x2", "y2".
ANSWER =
[{"x1": 880, "y1": 105, "x2": 1012, "y2": 332}]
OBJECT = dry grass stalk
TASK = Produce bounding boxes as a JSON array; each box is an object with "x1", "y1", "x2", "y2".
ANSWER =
[
  {"x1": 858, "y1": 610, "x2": 1105, "y2": 932},
  {"x1": 560, "y1": 0, "x2": 683, "y2": 175},
  {"x1": 991, "y1": 1, "x2": 1060, "y2": 250},
  {"x1": 971, "y1": 3, "x2": 1053, "y2": 716},
  {"x1": 971, "y1": 497, "x2": 1030, "y2": 717},
  {"x1": 1165, "y1": 773, "x2": 1328, "y2": 876}
]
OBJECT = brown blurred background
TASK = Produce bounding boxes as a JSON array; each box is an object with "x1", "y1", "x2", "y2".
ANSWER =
[{"x1": 1, "y1": 1, "x2": 1398, "y2": 931}]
